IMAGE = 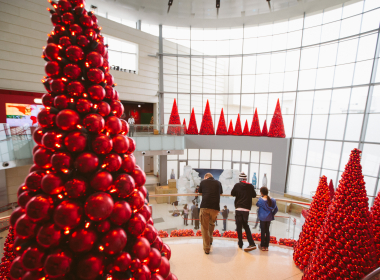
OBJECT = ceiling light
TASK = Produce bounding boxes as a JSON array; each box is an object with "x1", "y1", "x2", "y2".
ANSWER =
[
  {"x1": 216, "y1": 0, "x2": 220, "y2": 15},
  {"x1": 138, "y1": 105, "x2": 141, "y2": 107},
  {"x1": 168, "y1": 0, "x2": 173, "y2": 13}
]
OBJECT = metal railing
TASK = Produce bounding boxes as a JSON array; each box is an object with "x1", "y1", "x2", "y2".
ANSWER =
[
  {"x1": 362, "y1": 268, "x2": 380, "y2": 280},
  {"x1": 131, "y1": 124, "x2": 185, "y2": 136}
]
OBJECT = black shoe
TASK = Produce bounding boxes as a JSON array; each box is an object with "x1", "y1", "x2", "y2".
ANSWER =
[
  {"x1": 205, "y1": 251, "x2": 210, "y2": 255},
  {"x1": 244, "y1": 245, "x2": 257, "y2": 252}
]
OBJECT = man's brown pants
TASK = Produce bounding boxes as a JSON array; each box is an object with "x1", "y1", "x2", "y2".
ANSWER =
[{"x1": 200, "y1": 208, "x2": 219, "y2": 252}]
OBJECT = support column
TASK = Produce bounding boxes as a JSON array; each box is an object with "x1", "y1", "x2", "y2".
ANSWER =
[
  {"x1": 135, "y1": 154, "x2": 144, "y2": 170},
  {"x1": 136, "y1": 20, "x2": 141, "y2": 30},
  {"x1": 159, "y1": 155, "x2": 167, "y2": 186}
]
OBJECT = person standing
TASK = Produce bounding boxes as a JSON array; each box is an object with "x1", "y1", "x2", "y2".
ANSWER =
[
  {"x1": 256, "y1": 186, "x2": 278, "y2": 251},
  {"x1": 262, "y1": 173, "x2": 267, "y2": 188},
  {"x1": 128, "y1": 115, "x2": 135, "y2": 137},
  {"x1": 231, "y1": 172, "x2": 257, "y2": 252},
  {"x1": 199, "y1": 173, "x2": 223, "y2": 255},
  {"x1": 193, "y1": 203, "x2": 200, "y2": 230},
  {"x1": 182, "y1": 204, "x2": 189, "y2": 226},
  {"x1": 190, "y1": 201, "x2": 196, "y2": 226},
  {"x1": 221, "y1": 206, "x2": 229, "y2": 231}
]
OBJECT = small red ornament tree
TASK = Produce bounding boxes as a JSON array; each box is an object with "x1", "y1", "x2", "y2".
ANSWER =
[
  {"x1": 234, "y1": 114, "x2": 243, "y2": 135},
  {"x1": 293, "y1": 176, "x2": 332, "y2": 270},
  {"x1": 242, "y1": 120, "x2": 250, "y2": 136},
  {"x1": 268, "y1": 99, "x2": 286, "y2": 138},
  {"x1": 328, "y1": 179, "x2": 335, "y2": 201},
  {"x1": 0, "y1": 227, "x2": 16, "y2": 280},
  {"x1": 187, "y1": 108, "x2": 199, "y2": 134},
  {"x1": 227, "y1": 120, "x2": 234, "y2": 135},
  {"x1": 250, "y1": 108, "x2": 261, "y2": 136},
  {"x1": 216, "y1": 108, "x2": 228, "y2": 135},
  {"x1": 302, "y1": 149, "x2": 378, "y2": 280},
  {"x1": 167, "y1": 99, "x2": 181, "y2": 135},
  {"x1": 370, "y1": 192, "x2": 380, "y2": 267},
  {"x1": 183, "y1": 119, "x2": 187, "y2": 134},
  {"x1": 261, "y1": 120, "x2": 268, "y2": 136},
  {"x1": 199, "y1": 100, "x2": 215, "y2": 135}
]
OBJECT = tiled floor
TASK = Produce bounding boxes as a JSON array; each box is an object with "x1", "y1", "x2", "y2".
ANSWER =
[{"x1": 165, "y1": 237, "x2": 303, "y2": 280}]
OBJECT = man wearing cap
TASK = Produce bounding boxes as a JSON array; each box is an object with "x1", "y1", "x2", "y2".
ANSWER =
[{"x1": 231, "y1": 172, "x2": 257, "y2": 252}]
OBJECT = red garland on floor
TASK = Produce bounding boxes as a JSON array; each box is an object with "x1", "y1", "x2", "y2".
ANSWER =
[
  {"x1": 242, "y1": 120, "x2": 250, "y2": 136},
  {"x1": 302, "y1": 149, "x2": 377, "y2": 280},
  {"x1": 370, "y1": 192, "x2": 380, "y2": 266},
  {"x1": 261, "y1": 120, "x2": 268, "y2": 136},
  {"x1": 293, "y1": 176, "x2": 332, "y2": 270},
  {"x1": 268, "y1": 99, "x2": 286, "y2": 138},
  {"x1": 9, "y1": 2, "x2": 177, "y2": 279},
  {"x1": 0, "y1": 227, "x2": 16, "y2": 280},
  {"x1": 187, "y1": 108, "x2": 199, "y2": 134},
  {"x1": 199, "y1": 100, "x2": 215, "y2": 135},
  {"x1": 216, "y1": 108, "x2": 228, "y2": 135},
  {"x1": 250, "y1": 108, "x2": 261, "y2": 136},
  {"x1": 183, "y1": 119, "x2": 187, "y2": 135},
  {"x1": 234, "y1": 114, "x2": 242, "y2": 135},
  {"x1": 167, "y1": 99, "x2": 181, "y2": 135},
  {"x1": 227, "y1": 120, "x2": 234, "y2": 135}
]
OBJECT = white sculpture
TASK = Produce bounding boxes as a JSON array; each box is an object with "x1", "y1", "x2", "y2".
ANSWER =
[{"x1": 219, "y1": 169, "x2": 240, "y2": 194}]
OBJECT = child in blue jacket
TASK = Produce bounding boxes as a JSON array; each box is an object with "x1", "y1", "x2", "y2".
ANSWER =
[{"x1": 256, "y1": 186, "x2": 278, "y2": 251}]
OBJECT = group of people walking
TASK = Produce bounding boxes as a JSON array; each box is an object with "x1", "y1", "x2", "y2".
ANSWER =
[{"x1": 197, "y1": 172, "x2": 278, "y2": 254}]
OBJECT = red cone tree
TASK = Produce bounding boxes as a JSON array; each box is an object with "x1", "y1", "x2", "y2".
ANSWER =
[
  {"x1": 10, "y1": 3, "x2": 176, "y2": 279},
  {"x1": 187, "y1": 108, "x2": 198, "y2": 134},
  {"x1": 262, "y1": 120, "x2": 268, "y2": 136},
  {"x1": 228, "y1": 120, "x2": 234, "y2": 135},
  {"x1": 250, "y1": 108, "x2": 261, "y2": 136},
  {"x1": 328, "y1": 179, "x2": 335, "y2": 201},
  {"x1": 303, "y1": 149, "x2": 377, "y2": 280},
  {"x1": 268, "y1": 99, "x2": 286, "y2": 138},
  {"x1": 234, "y1": 114, "x2": 242, "y2": 135},
  {"x1": 371, "y1": 192, "x2": 380, "y2": 267},
  {"x1": 183, "y1": 118, "x2": 187, "y2": 134},
  {"x1": 167, "y1": 99, "x2": 181, "y2": 135},
  {"x1": 216, "y1": 108, "x2": 228, "y2": 135},
  {"x1": 0, "y1": 227, "x2": 16, "y2": 279},
  {"x1": 293, "y1": 176, "x2": 332, "y2": 270},
  {"x1": 199, "y1": 100, "x2": 215, "y2": 135},
  {"x1": 242, "y1": 120, "x2": 250, "y2": 136}
]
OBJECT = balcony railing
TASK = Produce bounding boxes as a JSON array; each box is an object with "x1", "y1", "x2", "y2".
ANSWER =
[{"x1": 131, "y1": 124, "x2": 185, "y2": 136}]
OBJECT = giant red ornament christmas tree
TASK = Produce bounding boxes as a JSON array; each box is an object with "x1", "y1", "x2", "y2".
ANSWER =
[
  {"x1": 250, "y1": 108, "x2": 261, "y2": 136},
  {"x1": 9, "y1": 2, "x2": 176, "y2": 279},
  {"x1": 186, "y1": 108, "x2": 198, "y2": 134},
  {"x1": 328, "y1": 179, "x2": 335, "y2": 201},
  {"x1": 242, "y1": 120, "x2": 250, "y2": 136},
  {"x1": 293, "y1": 176, "x2": 332, "y2": 270},
  {"x1": 199, "y1": 100, "x2": 215, "y2": 135},
  {"x1": 370, "y1": 191, "x2": 380, "y2": 266},
  {"x1": 302, "y1": 149, "x2": 377, "y2": 280},
  {"x1": 183, "y1": 118, "x2": 187, "y2": 134},
  {"x1": 0, "y1": 227, "x2": 16, "y2": 279},
  {"x1": 234, "y1": 114, "x2": 242, "y2": 135},
  {"x1": 261, "y1": 120, "x2": 268, "y2": 136},
  {"x1": 227, "y1": 120, "x2": 234, "y2": 135},
  {"x1": 216, "y1": 108, "x2": 228, "y2": 135},
  {"x1": 268, "y1": 99, "x2": 286, "y2": 138},
  {"x1": 167, "y1": 99, "x2": 181, "y2": 135}
]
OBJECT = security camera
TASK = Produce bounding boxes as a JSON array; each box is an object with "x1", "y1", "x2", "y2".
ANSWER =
[
  {"x1": 142, "y1": 151, "x2": 146, "y2": 155},
  {"x1": 167, "y1": 151, "x2": 170, "y2": 154},
  {"x1": 2, "y1": 162, "x2": 9, "y2": 167}
]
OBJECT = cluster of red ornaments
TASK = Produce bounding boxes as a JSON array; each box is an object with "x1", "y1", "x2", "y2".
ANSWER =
[
  {"x1": 0, "y1": 227, "x2": 16, "y2": 280},
  {"x1": 158, "y1": 230, "x2": 169, "y2": 238},
  {"x1": 293, "y1": 176, "x2": 332, "y2": 270},
  {"x1": 302, "y1": 149, "x2": 378, "y2": 280},
  {"x1": 167, "y1": 98, "x2": 286, "y2": 137},
  {"x1": 169, "y1": 229, "x2": 195, "y2": 237},
  {"x1": 370, "y1": 192, "x2": 380, "y2": 266},
  {"x1": 279, "y1": 239, "x2": 297, "y2": 247},
  {"x1": 195, "y1": 230, "x2": 221, "y2": 237},
  {"x1": 7, "y1": 1, "x2": 177, "y2": 279}
]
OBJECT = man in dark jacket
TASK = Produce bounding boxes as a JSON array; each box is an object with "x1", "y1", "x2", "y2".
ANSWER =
[
  {"x1": 199, "y1": 173, "x2": 223, "y2": 254},
  {"x1": 231, "y1": 172, "x2": 257, "y2": 252}
]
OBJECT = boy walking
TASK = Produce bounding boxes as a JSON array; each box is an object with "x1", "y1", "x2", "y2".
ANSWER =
[{"x1": 221, "y1": 206, "x2": 229, "y2": 231}]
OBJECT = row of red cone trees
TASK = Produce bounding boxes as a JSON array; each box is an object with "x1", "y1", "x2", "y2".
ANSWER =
[
  {"x1": 293, "y1": 148, "x2": 379, "y2": 279},
  {"x1": 167, "y1": 98, "x2": 286, "y2": 137}
]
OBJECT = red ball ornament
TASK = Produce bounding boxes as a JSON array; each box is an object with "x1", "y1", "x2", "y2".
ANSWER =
[
  {"x1": 53, "y1": 200, "x2": 83, "y2": 230},
  {"x1": 54, "y1": 24, "x2": 66, "y2": 36},
  {"x1": 51, "y1": 152, "x2": 72, "y2": 171},
  {"x1": 45, "y1": 43, "x2": 60, "y2": 61},
  {"x1": 145, "y1": 248, "x2": 162, "y2": 270},
  {"x1": 42, "y1": 130, "x2": 64, "y2": 150},
  {"x1": 56, "y1": 109, "x2": 80, "y2": 131},
  {"x1": 10, "y1": 256, "x2": 24, "y2": 280},
  {"x1": 57, "y1": 0, "x2": 72, "y2": 12},
  {"x1": 75, "y1": 152, "x2": 99, "y2": 173},
  {"x1": 22, "y1": 245, "x2": 45, "y2": 271},
  {"x1": 67, "y1": 80, "x2": 85, "y2": 96},
  {"x1": 22, "y1": 271, "x2": 45, "y2": 280},
  {"x1": 34, "y1": 148, "x2": 53, "y2": 169},
  {"x1": 120, "y1": 119, "x2": 129, "y2": 135},
  {"x1": 44, "y1": 252, "x2": 72, "y2": 278},
  {"x1": 90, "y1": 171, "x2": 112, "y2": 191},
  {"x1": 113, "y1": 252, "x2": 132, "y2": 272},
  {"x1": 167, "y1": 273, "x2": 178, "y2": 280},
  {"x1": 113, "y1": 174, "x2": 134, "y2": 198},
  {"x1": 36, "y1": 222, "x2": 61, "y2": 248},
  {"x1": 63, "y1": 63, "x2": 82, "y2": 79},
  {"x1": 69, "y1": 228, "x2": 97, "y2": 252},
  {"x1": 105, "y1": 116, "x2": 122, "y2": 135},
  {"x1": 49, "y1": 78, "x2": 66, "y2": 95},
  {"x1": 50, "y1": 13, "x2": 61, "y2": 26},
  {"x1": 113, "y1": 135, "x2": 129, "y2": 154},
  {"x1": 101, "y1": 228, "x2": 127, "y2": 255},
  {"x1": 37, "y1": 108, "x2": 56, "y2": 128},
  {"x1": 105, "y1": 73, "x2": 114, "y2": 86},
  {"x1": 161, "y1": 244, "x2": 171, "y2": 260},
  {"x1": 96, "y1": 220, "x2": 111, "y2": 233},
  {"x1": 97, "y1": 101, "x2": 111, "y2": 117},
  {"x1": 139, "y1": 185, "x2": 148, "y2": 198},
  {"x1": 114, "y1": 89, "x2": 120, "y2": 100},
  {"x1": 64, "y1": 131, "x2": 87, "y2": 152},
  {"x1": 42, "y1": 93, "x2": 54, "y2": 107},
  {"x1": 110, "y1": 100, "x2": 124, "y2": 117},
  {"x1": 25, "y1": 170, "x2": 45, "y2": 191},
  {"x1": 54, "y1": 94, "x2": 70, "y2": 110},
  {"x1": 132, "y1": 167, "x2": 146, "y2": 188},
  {"x1": 109, "y1": 201, "x2": 132, "y2": 226},
  {"x1": 18, "y1": 190, "x2": 33, "y2": 208},
  {"x1": 33, "y1": 127, "x2": 44, "y2": 145},
  {"x1": 94, "y1": 42, "x2": 106, "y2": 56},
  {"x1": 87, "y1": 68, "x2": 104, "y2": 84},
  {"x1": 128, "y1": 191, "x2": 145, "y2": 211},
  {"x1": 62, "y1": 12, "x2": 75, "y2": 25},
  {"x1": 59, "y1": 36, "x2": 72, "y2": 48},
  {"x1": 132, "y1": 237, "x2": 150, "y2": 260},
  {"x1": 76, "y1": 98, "x2": 93, "y2": 113},
  {"x1": 103, "y1": 59, "x2": 109, "y2": 71},
  {"x1": 25, "y1": 194, "x2": 53, "y2": 222},
  {"x1": 76, "y1": 253, "x2": 104, "y2": 280},
  {"x1": 79, "y1": 14, "x2": 93, "y2": 28},
  {"x1": 137, "y1": 205, "x2": 152, "y2": 222},
  {"x1": 142, "y1": 224, "x2": 158, "y2": 244},
  {"x1": 130, "y1": 258, "x2": 142, "y2": 272},
  {"x1": 10, "y1": 207, "x2": 25, "y2": 227},
  {"x1": 88, "y1": 85, "x2": 105, "y2": 101},
  {"x1": 152, "y1": 274, "x2": 164, "y2": 280},
  {"x1": 92, "y1": 135, "x2": 113, "y2": 154},
  {"x1": 41, "y1": 173, "x2": 63, "y2": 195},
  {"x1": 151, "y1": 236, "x2": 163, "y2": 252},
  {"x1": 85, "y1": 192, "x2": 114, "y2": 221},
  {"x1": 102, "y1": 153, "x2": 122, "y2": 172},
  {"x1": 66, "y1": 45, "x2": 84, "y2": 62},
  {"x1": 84, "y1": 28, "x2": 97, "y2": 40},
  {"x1": 86, "y1": 52, "x2": 103, "y2": 68},
  {"x1": 45, "y1": 61, "x2": 60, "y2": 78},
  {"x1": 77, "y1": 35, "x2": 89, "y2": 48},
  {"x1": 15, "y1": 214, "x2": 37, "y2": 239},
  {"x1": 127, "y1": 213, "x2": 146, "y2": 236},
  {"x1": 104, "y1": 86, "x2": 115, "y2": 100},
  {"x1": 65, "y1": 177, "x2": 87, "y2": 198},
  {"x1": 127, "y1": 137, "x2": 136, "y2": 154},
  {"x1": 83, "y1": 113, "x2": 105, "y2": 134}
]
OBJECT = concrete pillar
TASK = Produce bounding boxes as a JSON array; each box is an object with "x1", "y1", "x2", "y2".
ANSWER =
[
  {"x1": 135, "y1": 153, "x2": 144, "y2": 170},
  {"x1": 159, "y1": 155, "x2": 167, "y2": 186}
]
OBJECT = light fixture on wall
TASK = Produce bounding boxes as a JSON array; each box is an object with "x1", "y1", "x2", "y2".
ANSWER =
[
  {"x1": 267, "y1": 0, "x2": 272, "y2": 10},
  {"x1": 168, "y1": 0, "x2": 173, "y2": 13},
  {"x1": 138, "y1": 105, "x2": 141, "y2": 108},
  {"x1": 34, "y1": 98, "x2": 42, "y2": 104},
  {"x1": 216, "y1": 0, "x2": 220, "y2": 15}
]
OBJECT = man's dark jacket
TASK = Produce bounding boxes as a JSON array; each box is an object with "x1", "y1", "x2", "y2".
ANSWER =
[
  {"x1": 199, "y1": 177, "x2": 223, "y2": 211},
  {"x1": 231, "y1": 182, "x2": 256, "y2": 210}
]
